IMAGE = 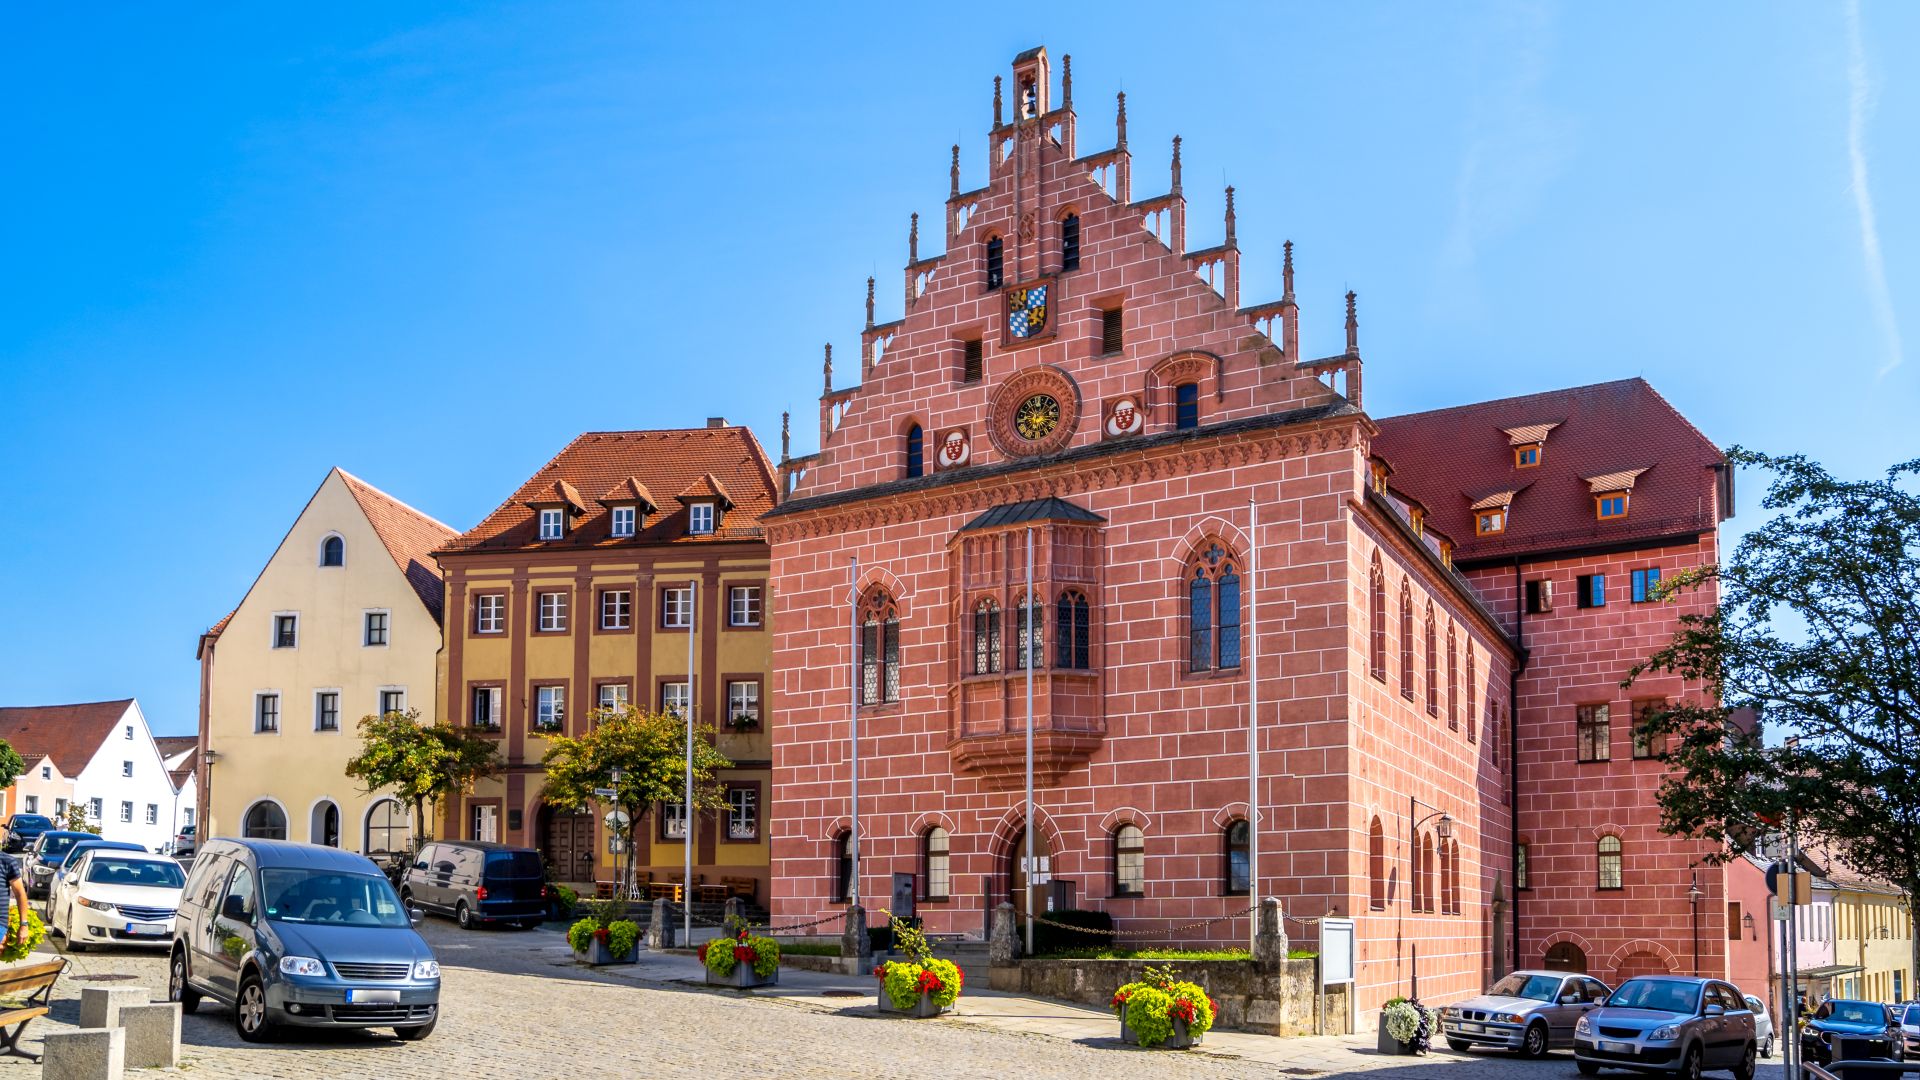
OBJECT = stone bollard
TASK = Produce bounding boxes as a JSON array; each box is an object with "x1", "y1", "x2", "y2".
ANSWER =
[
  {"x1": 41, "y1": 1027, "x2": 124, "y2": 1080},
  {"x1": 839, "y1": 903, "x2": 871, "y2": 969},
  {"x1": 77, "y1": 986, "x2": 149, "y2": 1030},
  {"x1": 645, "y1": 898, "x2": 676, "y2": 950},
  {"x1": 117, "y1": 1003, "x2": 181, "y2": 1069},
  {"x1": 1253, "y1": 896, "x2": 1287, "y2": 973},
  {"x1": 722, "y1": 896, "x2": 745, "y2": 927},
  {"x1": 988, "y1": 901, "x2": 1018, "y2": 965}
]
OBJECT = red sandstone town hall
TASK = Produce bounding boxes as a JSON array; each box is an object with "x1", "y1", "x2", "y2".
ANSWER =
[{"x1": 763, "y1": 47, "x2": 1733, "y2": 1013}]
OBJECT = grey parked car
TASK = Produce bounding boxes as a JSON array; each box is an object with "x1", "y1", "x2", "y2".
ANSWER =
[
  {"x1": 1440, "y1": 969, "x2": 1613, "y2": 1056},
  {"x1": 167, "y1": 839, "x2": 441, "y2": 1042},
  {"x1": 1574, "y1": 976, "x2": 1757, "y2": 1080}
]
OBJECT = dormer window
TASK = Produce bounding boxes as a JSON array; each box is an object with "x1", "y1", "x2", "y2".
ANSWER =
[
  {"x1": 688, "y1": 503, "x2": 715, "y2": 535},
  {"x1": 1597, "y1": 493, "x2": 1629, "y2": 520},
  {"x1": 1409, "y1": 507, "x2": 1425, "y2": 537},
  {"x1": 538, "y1": 508, "x2": 565, "y2": 540},
  {"x1": 610, "y1": 505, "x2": 636, "y2": 538},
  {"x1": 1515, "y1": 444, "x2": 1541, "y2": 468},
  {"x1": 1585, "y1": 468, "x2": 1647, "y2": 523},
  {"x1": 675, "y1": 472, "x2": 734, "y2": 537},
  {"x1": 1440, "y1": 539, "x2": 1454, "y2": 568},
  {"x1": 1476, "y1": 509, "x2": 1506, "y2": 535},
  {"x1": 1370, "y1": 461, "x2": 1389, "y2": 495},
  {"x1": 1504, "y1": 422, "x2": 1560, "y2": 468}
]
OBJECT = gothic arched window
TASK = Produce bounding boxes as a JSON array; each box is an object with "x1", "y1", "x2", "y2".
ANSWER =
[
  {"x1": 972, "y1": 598, "x2": 1002, "y2": 675},
  {"x1": 985, "y1": 236, "x2": 1004, "y2": 290},
  {"x1": 1368, "y1": 555, "x2": 1387, "y2": 681},
  {"x1": 859, "y1": 589, "x2": 900, "y2": 705},
  {"x1": 1012, "y1": 593, "x2": 1044, "y2": 670},
  {"x1": 1060, "y1": 213, "x2": 1081, "y2": 272},
  {"x1": 1446, "y1": 622, "x2": 1459, "y2": 730},
  {"x1": 1055, "y1": 590, "x2": 1091, "y2": 670},
  {"x1": 1399, "y1": 580, "x2": 1414, "y2": 699},
  {"x1": 905, "y1": 424, "x2": 924, "y2": 479},
  {"x1": 1424, "y1": 604, "x2": 1439, "y2": 717},
  {"x1": 1185, "y1": 542, "x2": 1244, "y2": 672}
]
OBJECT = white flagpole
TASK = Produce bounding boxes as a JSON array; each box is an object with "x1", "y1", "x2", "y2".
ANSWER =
[
  {"x1": 1024, "y1": 526, "x2": 1035, "y2": 956},
  {"x1": 850, "y1": 557, "x2": 861, "y2": 912},
  {"x1": 1247, "y1": 492, "x2": 1261, "y2": 951},
  {"x1": 684, "y1": 578, "x2": 696, "y2": 942}
]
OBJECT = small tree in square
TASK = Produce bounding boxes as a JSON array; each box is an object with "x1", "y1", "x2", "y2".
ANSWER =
[{"x1": 344, "y1": 708, "x2": 501, "y2": 854}]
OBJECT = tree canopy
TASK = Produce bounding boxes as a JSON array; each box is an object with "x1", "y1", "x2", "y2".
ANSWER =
[
  {"x1": 343, "y1": 708, "x2": 500, "y2": 852},
  {"x1": 0, "y1": 740, "x2": 24, "y2": 795},
  {"x1": 1629, "y1": 448, "x2": 1920, "y2": 975}
]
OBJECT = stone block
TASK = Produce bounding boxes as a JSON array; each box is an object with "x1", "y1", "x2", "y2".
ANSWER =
[
  {"x1": 117, "y1": 1003, "x2": 180, "y2": 1069},
  {"x1": 77, "y1": 986, "x2": 149, "y2": 1030},
  {"x1": 644, "y1": 898, "x2": 676, "y2": 950},
  {"x1": 41, "y1": 1027, "x2": 123, "y2": 1080}
]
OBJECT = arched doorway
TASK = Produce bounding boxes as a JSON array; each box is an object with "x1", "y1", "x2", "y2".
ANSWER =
[
  {"x1": 1614, "y1": 950, "x2": 1675, "y2": 981},
  {"x1": 310, "y1": 800, "x2": 340, "y2": 847},
  {"x1": 1005, "y1": 826, "x2": 1054, "y2": 918},
  {"x1": 1544, "y1": 942, "x2": 1589, "y2": 973},
  {"x1": 242, "y1": 800, "x2": 287, "y2": 840},
  {"x1": 539, "y1": 804, "x2": 594, "y2": 884}
]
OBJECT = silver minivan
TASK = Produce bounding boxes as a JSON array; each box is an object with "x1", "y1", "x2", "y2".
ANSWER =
[{"x1": 167, "y1": 839, "x2": 441, "y2": 1042}]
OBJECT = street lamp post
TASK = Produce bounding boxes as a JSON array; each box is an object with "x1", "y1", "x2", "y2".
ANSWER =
[
  {"x1": 1407, "y1": 797, "x2": 1453, "y2": 1000},
  {"x1": 1688, "y1": 873, "x2": 1703, "y2": 976}
]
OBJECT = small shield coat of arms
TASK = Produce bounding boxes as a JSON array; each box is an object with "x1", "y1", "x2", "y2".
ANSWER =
[{"x1": 1006, "y1": 283, "x2": 1049, "y2": 340}]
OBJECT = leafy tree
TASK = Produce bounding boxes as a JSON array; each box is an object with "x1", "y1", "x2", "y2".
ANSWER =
[
  {"x1": 541, "y1": 705, "x2": 732, "y2": 893},
  {"x1": 61, "y1": 802, "x2": 101, "y2": 834},
  {"x1": 344, "y1": 708, "x2": 500, "y2": 854},
  {"x1": 1628, "y1": 449, "x2": 1920, "y2": 979},
  {"x1": 0, "y1": 741, "x2": 23, "y2": 795}
]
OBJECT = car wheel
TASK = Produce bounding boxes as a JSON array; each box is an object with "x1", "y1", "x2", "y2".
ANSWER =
[
  {"x1": 1577, "y1": 1060, "x2": 1602, "y2": 1076},
  {"x1": 1677, "y1": 1044, "x2": 1702, "y2": 1080},
  {"x1": 1446, "y1": 1038, "x2": 1471, "y2": 1053},
  {"x1": 1520, "y1": 1021, "x2": 1549, "y2": 1059},
  {"x1": 1761, "y1": 1036, "x2": 1772, "y2": 1059},
  {"x1": 168, "y1": 948, "x2": 201, "y2": 1014},
  {"x1": 394, "y1": 1017, "x2": 436, "y2": 1041},
  {"x1": 1732, "y1": 1041, "x2": 1756, "y2": 1080},
  {"x1": 456, "y1": 901, "x2": 473, "y2": 930},
  {"x1": 234, "y1": 974, "x2": 276, "y2": 1043}
]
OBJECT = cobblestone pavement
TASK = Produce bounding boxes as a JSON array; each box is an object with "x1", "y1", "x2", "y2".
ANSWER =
[{"x1": 23, "y1": 923, "x2": 1793, "y2": 1080}]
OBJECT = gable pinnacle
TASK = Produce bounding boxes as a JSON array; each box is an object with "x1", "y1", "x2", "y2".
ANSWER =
[
  {"x1": 781, "y1": 410, "x2": 790, "y2": 462},
  {"x1": 1345, "y1": 291, "x2": 1359, "y2": 356},
  {"x1": 1283, "y1": 240, "x2": 1295, "y2": 301},
  {"x1": 1224, "y1": 185, "x2": 1236, "y2": 246},
  {"x1": 1170, "y1": 136, "x2": 1182, "y2": 194},
  {"x1": 994, "y1": 76, "x2": 1003, "y2": 127},
  {"x1": 909, "y1": 212, "x2": 919, "y2": 263},
  {"x1": 1062, "y1": 54, "x2": 1072, "y2": 107},
  {"x1": 1116, "y1": 92, "x2": 1127, "y2": 149},
  {"x1": 823, "y1": 343, "x2": 833, "y2": 394},
  {"x1": 865, "y1": 276, "x2": 875, "y2": 329},
  {"x1": 950, "y1": 144, "x2": 961, "y2": 197}
]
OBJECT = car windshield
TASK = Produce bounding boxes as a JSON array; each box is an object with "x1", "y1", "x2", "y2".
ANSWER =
[
  {"x1": 1904, "y1": 1004, "x2": 1920, "y2": 1025},
  {"x1": 1821, "y1": 1002, "x2": 1886, "y2": 1025},
  {"x1": 60, "y1": 845, "x2": 138, "y2": 867},
  {"x1": 11, "y1": 816, "x2": 51, "y2": 828},
  {"x1": 260, "y1": 868, "x2": 410, "y2": 928},
  {"x1": 484, "y1": 850, "x2": 542, "y2": 877},
  {"x1": 1487, "y1": 974, "x2": 1563, "y2": 1002},
  {"x1": 1608, "y1": 979, "x2": 1702, "y2": 1014},
  {"x1": 85, "y1": 858, "x2": 186, "y2": 888},
  {"x1": 38, "y1": 835, "x2": 82, "y2": 858}
]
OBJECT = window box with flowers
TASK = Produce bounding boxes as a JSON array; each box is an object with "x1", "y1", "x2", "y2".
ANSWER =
[
  {"x1": 872, "y1": 914, "x2": 962, "y2": 1017},
  {"x1": 1111, "y1": 965, "x2": 1217, "y2": 1049},
  {"x1": 701, "y1": 916, "x2": 780, "y2": 988},
  {"x1": 724, "y1": 712, "x2": 761, "y2": 733}
]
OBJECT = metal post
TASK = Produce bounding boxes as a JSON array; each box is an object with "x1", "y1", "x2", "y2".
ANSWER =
[
  {"x1": 1784, "y1": 819, "x2": 1802, "y2": 1078},
  {"x1": 684, "y1": 578, "x2": 696, "y2": 942},
  {"x1": 1247, "y1": 492, "x2": 1260, "y2": 951},
  {"x1": 1023, "y1": 526, "x2": 1036, "y2": 956},
  {"x1": 850, "y1": 557, "x2": 861, "y2": 911},
  {"x1": 1688, "y1": 873, "x2": 1701, "y2": 976}
]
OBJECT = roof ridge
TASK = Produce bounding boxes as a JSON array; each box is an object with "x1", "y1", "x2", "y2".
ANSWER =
[
  {"x1": 336, "y1": 468, "x2": 462, "y2": 537},
  {"x1": 0, "y1": 697, "x2": 135, "y2": 711},
  {"x1": 1378, "y1": 377, "x2": 1649, "y2": 423}
]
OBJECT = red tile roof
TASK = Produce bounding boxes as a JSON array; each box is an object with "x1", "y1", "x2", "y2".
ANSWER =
[
  {"x1": 1372, "y1": 379, "x2": 1728, "y2": 565},
  {"x1": 598, "y1": 477, "x2": 659, "y2": 511},
  {"x1": 338, "y1": 471, "x2": 460, "y2": 624},
  {"x1": 0, "y1": 699, "x2": 134, "y2": 776},
  {"x1": 439, "y1": 427, "x2": 777, "y2": 554}
]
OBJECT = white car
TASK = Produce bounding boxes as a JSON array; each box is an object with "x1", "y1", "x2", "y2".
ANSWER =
[
  {"x1": 1744, "y1": 994, "x2": 1776, "y2": 1058},
  {"x1": 50, "y1": 850, "x2": 186, "y2": 952}
]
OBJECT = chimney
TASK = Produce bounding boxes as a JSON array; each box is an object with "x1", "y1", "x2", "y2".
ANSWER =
[{"x1": 706, "y1": 417, "x2": 727, "y2": 429}]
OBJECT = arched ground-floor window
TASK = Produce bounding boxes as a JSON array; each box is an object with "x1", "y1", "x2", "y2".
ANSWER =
[{"x1": 243, "y1": 800, "x2": 287, "y2": 840}]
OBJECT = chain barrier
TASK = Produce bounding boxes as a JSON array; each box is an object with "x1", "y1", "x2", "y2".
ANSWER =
[
  {"x1": 677, "y1": 908, "x2": 847, "y2": 935},
  {"x1": 1018, "y1": 902, "x2": 1259, "y2": 938}
]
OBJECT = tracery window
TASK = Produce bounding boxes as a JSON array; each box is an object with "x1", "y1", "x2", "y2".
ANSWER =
[
  {"x1": 1055, "y1": 590, "x2": 1091, "y2": 670},
  {"x1": 859, "y1": 589, "x2": 900, "y2": 705},
  {"x1": 972, "y1": 598, "x2": 1002, "y2": 675},
  {"x1": 1186, "y1": 542, "x2": 1243, "y2": 672}
]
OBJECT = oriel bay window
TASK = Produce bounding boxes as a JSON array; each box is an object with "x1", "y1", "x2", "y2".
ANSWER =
[
  {"x1": 1055, "y1": 590, "x2": 1091, "y2": 669},
  {"x1": 1012, "y1": 594, "x2": 1044, "y2": 670},
  {"x1": 859, "y1": 589, "x2": 901, "y2": 705},
  {"x1": 972, "y1": 598, "x2": 1002, "y2": 675},
  {"x1": 1186, "y1": 542, "x2": 1242, "y2": 672}
]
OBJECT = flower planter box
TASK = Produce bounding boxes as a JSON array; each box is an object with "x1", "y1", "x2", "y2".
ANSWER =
[
  {"x1": 1376, "y1": 1014, "x2": 1416, "y2": 1055},
  {"x1": 574, "y1": 939, "x2": 637, "y2": 966},
  {"x1": 1118, "y1": 1013, "x2": 1203, "y2": 1048},
  {"x1": 877, "y1": 989, "x2": 950, "y2": 1018},
  {"x1": 707, "y1": 963, "x2": 778, "y2": 989}
]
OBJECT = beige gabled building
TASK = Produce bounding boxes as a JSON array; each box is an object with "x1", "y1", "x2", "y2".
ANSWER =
[{"x1": 196, "y1": 468, "x2": 457, "y2": 858}]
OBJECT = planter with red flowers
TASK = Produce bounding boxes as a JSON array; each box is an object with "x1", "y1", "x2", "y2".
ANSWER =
[
  {"x1": 873, "y1": 912, "x2": 962, "y2": 1017},
  {"x1": 567, "y1": 913, "x2": 639, "y2": 966},
  {"x1": 1111, "y1": 965, "x2": 1217, "y2": 1049},
  {"x1": 703, "y1": 916, "x2": 780, "y2": 989}
]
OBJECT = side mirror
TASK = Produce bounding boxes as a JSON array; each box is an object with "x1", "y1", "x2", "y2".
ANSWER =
[
  {"x1": 1560, "y1": 993, "x2": 1581, "y2": 1005},
  {"x1": 412, "y1": 862, "x2": 427, "y2": 871},
  {"x1": 221, "y1": 895, "x2": 250, "y2": 921},
  {"x1": 409, "y1": 907, "x2": 424, "y2": 926},
  {"x1": 1703, "y1": 1004, "x2": 1726, "y2": 1018}
]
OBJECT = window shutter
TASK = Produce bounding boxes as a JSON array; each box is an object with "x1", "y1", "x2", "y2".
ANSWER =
[
  {"x1": 962, "y1": 339, "x2": 983, "y2": 383},
  {"x1": 1100, "y1": 308, "x2": 1123, "y2": 355}
]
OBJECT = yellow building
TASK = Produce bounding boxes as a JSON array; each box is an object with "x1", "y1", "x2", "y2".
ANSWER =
[
  {"x1": 433, "y1": 423, "x2": 776, "y2": 903},
  {"x1": 1829, "y1": 867, "x2": 1915, "y2": 1003},
  {"x1": 196, "y1": 468, "x2": 457, "y2": 858}
]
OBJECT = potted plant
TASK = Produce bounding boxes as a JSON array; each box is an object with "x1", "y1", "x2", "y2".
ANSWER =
[
  {"x1": 567, "y1": 902, "x2": 639, "y2": 966},
  {"x1": 725, "y1": 712, "x2": 760, "y2": 732},
  {"x1": 873, "y1": 912, "x2": 962, "y2": 1017},
  {"x1": 1378, "y1": 997, "x2": 1435, "y2": 1055},
  {"x1": 0, "y1": 908, "x2": 45, "y2": 963},
  {"x1": 547, "y1": 881, "x2": 579, "y2": 922},
  {"x1": 702, "y1": 915, "x2": 780, "y2": 988},
  {"x1": 1111, "y1": 964, "x2": 1217, "y2": 1049}
]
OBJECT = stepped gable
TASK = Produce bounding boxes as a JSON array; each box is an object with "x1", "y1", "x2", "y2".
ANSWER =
[
  {"x1": 780, "y1": 45, "x2": 1349, "y2": 506},
  {"x1": 1372, "y1": 378, "x2": 1730, "y2": 566}
]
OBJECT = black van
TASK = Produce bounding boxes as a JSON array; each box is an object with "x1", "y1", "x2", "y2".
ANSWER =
[{"x1": 398, "y1": 841, "x2": 547, "y2": 930}]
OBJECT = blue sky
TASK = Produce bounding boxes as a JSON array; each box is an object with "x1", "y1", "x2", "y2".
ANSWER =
[{"x1": 3, "y1": 3, "x2": 1915, "y2": 736}]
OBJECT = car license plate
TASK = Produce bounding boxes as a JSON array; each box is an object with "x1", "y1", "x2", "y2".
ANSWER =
[
  {"x1": 1458, "y1": 1022, "x2": 1484, "y2": 1033},
  {"x1": 1601, "y1": 1040, "x2": 1636, "y2": 1054},
  {"x1": 346, "y1": 989, "x2": 401, "y2": 1004},
  {"x1": 123, "y1": 922, "x2": 167, "y2": 936}
]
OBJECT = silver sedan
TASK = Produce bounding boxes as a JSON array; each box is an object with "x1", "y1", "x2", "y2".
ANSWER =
[{"x1": 1441, "y1": 970, "x2": 1614, "y2": 1057}]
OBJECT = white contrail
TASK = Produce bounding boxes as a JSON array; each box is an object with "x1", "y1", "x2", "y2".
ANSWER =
[{"x1": 1845, "y1": 0, "x2": 1904, "y2": 377}]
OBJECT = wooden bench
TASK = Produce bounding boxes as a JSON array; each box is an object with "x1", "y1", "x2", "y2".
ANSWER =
[
  {"x1": 0, "y1": 957, "x2": 64, "y2": 1062},
  {"x1": 720, "y1": 876, "x2": 758, "y2": 902}
]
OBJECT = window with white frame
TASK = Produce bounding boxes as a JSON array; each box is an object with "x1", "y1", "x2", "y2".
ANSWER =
[
  {"x1": 538, "y1": 591, "x2": 568, "y2": 632},
  {"x1": 272, "y1": 613, "x2": 298, "y2": 648},
  {"x1": 534, "y1": 686, "x2": 565, "y2": 732},
  {"x1": 122, "y1": 760, "x2": 132, "y2": 777},
  {"x1": 379, "y1": 689, "x2": 405, "y2": 716},
  {"x1": 364, "y1": 610, "x2": 389, "y2": 646},
  {"x1": 54, "y1": 798, "x2": 67, "y2": 817},
  {"x1": 124, "y1": 725, "x2": 133, "y2": 741},
  {"x1": 610, "y1": 505, "x2": 636, "y2": 538},
  {"x1": 660, "y1": 681, "x2": 690, "y2": 717},
  {"x1": 538, "y1": 508, "x2": 565, "y2": 540},
  {"x1": 22, "y1": 796, "x2": 36, "y2": 814},
  {"x1": 474, "y1": 594, "x2": 505, "y2": 634},
  {"x1": 88, "y1": 798, "x2": 102, "y2": 820},
  {"x1": 256, "y1": 693, "x2": 280, "y2": 733},
  {"x1": 726, "y1": 787, "x2": 757, "y2": 840},
  {"x1": 597, "y1": 683, "x2": 629, "y2": 712},
  {"x1": 661, "y1": 801, "x2": 688, "y2": 840},
  {"x1": 662, "y1": 586, "x2": 693, "y2": 628},
  {"x1": 315, "y1": 691, "x2": 340, "y2": 732},
  {"x1": 470, "y1": 686, "x2": 502, "y2": 730},
  {"x1": 601, "y1": 589, "x2": 632, "y2": 630},
  {"x1": 39, "y1": 766, "x2": 49, "y2": 780},
  {"x1": 688, "y1": 503, "x2": 715, "y2": 534},
  {"x1": 145, "y1": 804, "x2": 158, "y2": 825},
  {"x1": 728, "y1": 585, "x2": 762, "y2": 627},
  {"x1": 727, "y1": 680, "x2": 759, "y2": 725},
  {"x1": 119, "y1": 801, "x2": 133, "y2": 823}
]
